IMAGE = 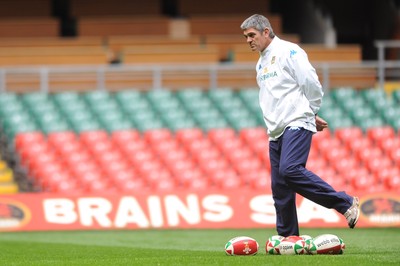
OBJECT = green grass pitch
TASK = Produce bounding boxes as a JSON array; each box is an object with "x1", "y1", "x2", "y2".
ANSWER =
[{"x1": 0, "y1": 228, "x2": 399, "y2": 265}]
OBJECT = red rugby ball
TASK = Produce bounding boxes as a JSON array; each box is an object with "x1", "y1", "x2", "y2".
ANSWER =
[{"x1": 225, "y1": 236, "x2": 259, "y2": 256}]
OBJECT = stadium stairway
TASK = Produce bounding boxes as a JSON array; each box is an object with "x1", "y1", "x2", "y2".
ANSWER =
[{"x1": 1, "y1": 87, "x2": 400, "y2": 194}]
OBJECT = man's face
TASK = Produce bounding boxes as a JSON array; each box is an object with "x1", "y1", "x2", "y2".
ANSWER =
[{"x1": 243, "y1": 27, "x2": 269, "y2": 52}]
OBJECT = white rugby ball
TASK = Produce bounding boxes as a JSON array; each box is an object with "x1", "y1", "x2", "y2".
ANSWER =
[
  {"x1": 265, "y1": 235, "x2": 284, "y2": 255},
  {"x1": 310, "y1": 234, "x2": 343, "y2": 254},
  {"x1": 278, "y1": 236, "x2": 306, "y2": 255},
  {"x1": 224, "y1": 236, "x2": 259, "y2": 256}
]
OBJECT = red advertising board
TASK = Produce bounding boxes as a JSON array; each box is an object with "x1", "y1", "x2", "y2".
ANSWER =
[{"x1": 0, "y1": 189, "x2": 399, "y2": 232}]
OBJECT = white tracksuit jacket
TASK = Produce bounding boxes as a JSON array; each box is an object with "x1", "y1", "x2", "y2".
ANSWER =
[{"x1": 256, "y1": 36, "x2": 324, "y2": 141}]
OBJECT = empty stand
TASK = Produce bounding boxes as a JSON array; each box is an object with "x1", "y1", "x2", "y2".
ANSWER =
[
  {"x1": 188, "y1": 14, "x2": 281, "y2": 36},
  {"x1": 77, "y1": 16, "x2": 170, "y2": 37},
  {"x1": 121, "y1": 45, "x2": 220, "y2": 64},
  {"x1": 1, "y1": 88, "x2": 399, "y2": 194},
  {"x1": 71, "y1": 0, "x2": 161, "y2": 17},
  {"x1": 0, "y1": 47, "x2": 110, "y2": 66},
  {"x1": 179, "y1": 0, "x2": 270, "y2": 16},
  {"x1": 0, "y1": 18, "x2": 58, "y2": 38}
]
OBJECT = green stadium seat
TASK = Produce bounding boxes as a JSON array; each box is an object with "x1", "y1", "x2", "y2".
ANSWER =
[
  {"x1": 330, "y1": 87, "x2": 356, "y2": 102},
  {"x1": 82, "y1": 90, "x2": 111, "y2": 104},
  {"x1": 338, "y1": 96, "x2": 366, "y2": 112},
  {"x1": 392, "y1": 89, "x2": 400, "y2": 103},
  {"x1": 0, "y1": 92, "x2": 19, "y2": 107},
  {"x1": 181, "y1": 97, "x2": 214, "y2": 114},
  {"x1": 114, "y1": 90, "x2": 144, "y2": 108},
  {"x1": 2, "y1": 111, "x2": 38, "y2": 139},
  {"x1": 207, "y1": 88, "x2": 235, "y2": 102},
  {"x1": 175, "y1": 88, "x2": 205, "y2": 103},
  {"x1": 130, "y1": 110, "x2": 164, "y2": 131},
  {"x1": 52, "y1": 91, "x2": 81, "y2": 104},
  {"x1": 349, "y1": 106, "x2": 375, "y2": 123},
  {"x1": 357, "y1": 117, "x2": 386, "y2": 132},
  {"x1": 146, "y1": 89, "x2": 173, "y2": 104},
  {"x1": 361, "y1": 88, "x2": 387, "y2": 103},
  {"x1": 20, "y1": 92, "x2": 49, "y2": 107},
  {"x1": 0, "y1": 100, "x2": 25, "y2": 119}
]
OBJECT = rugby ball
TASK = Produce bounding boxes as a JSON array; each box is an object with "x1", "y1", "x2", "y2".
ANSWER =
[
  {"x1": 225, "y1": 236, "x2": 259, "y2": 256},
  {"x1": 278, "y1": 236, "x2": 306, "y2": 255},
  {"x1": 309, "y1": 234, "x2": 343, "y2": 254},
  {"x1": 265, "y1": 235, "x2": 284, "y2": 255}
]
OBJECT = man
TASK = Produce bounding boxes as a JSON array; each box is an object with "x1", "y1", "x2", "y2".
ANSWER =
[{"x1": 240, "y1": 14, "x2": 360, "y2": 236}]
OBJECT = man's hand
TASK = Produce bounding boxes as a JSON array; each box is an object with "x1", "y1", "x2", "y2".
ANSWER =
[{"x1": 316, "y1": 115, "x2": 328, "y2": 131}]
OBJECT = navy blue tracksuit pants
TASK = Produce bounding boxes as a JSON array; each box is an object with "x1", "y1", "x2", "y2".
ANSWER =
[{"x1": 269, "y1": 127, "x2": 353, "y2": 236}]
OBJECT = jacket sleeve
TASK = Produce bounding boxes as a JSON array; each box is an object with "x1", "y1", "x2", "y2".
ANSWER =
[{"x1": 288, "y1": 47, "x2": 324, "y2": 115}]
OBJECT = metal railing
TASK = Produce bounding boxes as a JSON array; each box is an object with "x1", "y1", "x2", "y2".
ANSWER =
[
  {"x1": 375, "y1": 40, "x2": 400, "y2": 89},
  {"x1": 0, "y1": 40, "x2": 398, "y2": 92}
]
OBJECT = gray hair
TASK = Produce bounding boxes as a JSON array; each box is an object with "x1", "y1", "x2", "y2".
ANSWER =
[{"x1": 240, "y1": 14, "x2": 275, "y2": 38}]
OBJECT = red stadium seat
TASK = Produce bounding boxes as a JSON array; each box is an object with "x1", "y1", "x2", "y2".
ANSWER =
[
  {"x1": 17, "y1": 142, "x2": 53, "y2": 168},
  {"x1": 323, "y1": 146, "x2": 350, "y2": 163},
  {"x1": 224, "y1": 146, "x2": 254, "y2": 164},
  {"x1": 334, "y1": 127, "x2": 363, "y2": 145},
  {"x1": 41, "y1": 172, "x2": 79, "y2": 193},
  {"x1": 330, "y1": 157, "x2": 360, "y2": 174},
  {"x1": 366, "y1": 126, "x2": 395, "y2": 142},
  {"x1": 175, "y1": 128, "x2": 204, "y2": 146},
  {"x1": 80, "y1": 130, "x2": 109, "y2": 146},
  {"x1": 166, "y1": 159, "x2": 197, "y2": 177},
  {"x1": 250, "y1": 171, "x2": 271, "y2": 191},
  {"x1": 388, "y1": 148, "x2": 400, "y2": 166},
  {"x1": 173, "y1": 167, "x2": 205, "y2": 187},
  {"x1": 209, "y1": 168, "x2": 242, "y2": 188},
  {"x1": 111, "y1": 129, "x2": 141, "y2": 146},
  {"x1": 186, "y1": 138, "x2": 214, "y2": 154},
  {"x1": 199, "y1": 157, "x2": 229, "y2": 176},
  {"x1": 14, "y1": 131, "x2": 46, "y2": 151},
  {"x1": 311, "y1": 128, "x2": 331, "y2": 147},
  {"x1": 117, "y1": 138, "x2": 148, "y2": 155},
  {"x1": 208, "y1": 128, "x2": 236, "y2": 144},
  {"x1": 314, "y1": 137, "x2": 341, "y2": 152},
  {"x1": 186, "y1": 177, "x2": 213, "y2": 190},
  {"x1": 364, "y1": 156, "x2": 393, "y2": 176},
  {"x1": 356, "y1": 146, "x2": 383, "y2": 163},
  {"x1": 378, "y1": 137, "x2": 400, "y2": 153},
  {"x1": 239, "y1": 127, "x2": 268, "y2": 144},
  {"x1": 233, "y1": 157, "x2": 263, "y2": 175},
  {"x1": 47, "y1": 131, "x2": 78, "y2": 148},
  {"x1": 143, "y1": 128, "x2": 173, "y2": 144},
  {"x1": 346, "y1": 136, "x2": 373, "y2": 153},
  {"x1": 62, "y1": 150, "x2": 93, "y2": 167},
  {"x1": 214, "y1": 137, "x2": 245, "y2": 155},
  {"x1": 306, "y1": 157, "x2": 328, "y2": 173},
  {"x1": 53, "y1": 140, "x2": 84, "y2": 156},
  {"x1": 150, "y1": 139, "x2": 180, "y2": 154},
  {"x1": 115, "y1": 178, "x2": 148, "y2": 192},
  {"x1": 159, "y1": 149, "x2": 188, "y2": 168},
  {"x1": 70, "y1": 160, "x2": 99, "y2": 176},
  {"x1": 383, "y1": 170, "x2": 400, "y2": 191},
  {"x1": 125, "y1": 149, "x2": 157, "y2": 167}
]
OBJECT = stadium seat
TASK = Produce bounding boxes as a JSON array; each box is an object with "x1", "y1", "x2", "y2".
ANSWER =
[
  {"x1": 334, "y1": 127, "x2": 363, "y2": 144},
  {"x1": 175, "y1": 128, "x2": 204, "y2": 145},
  {"x1": 143, "y1": 128, "x2": 173, "y2": 144},
  {"x1": 392, "y1": 89, "x2": 400, "y2": 103},
  {"x1": 14, "y1": 131, "x2": 46, "y2": 151},
  {"x1": 111, "y1": 129, "x2": 141, "y2": 145},
  {"x1": 80, "y1": 130, "x2": 109, "y2": 145},
  {"x1": 366, "y1": 126, "x2": 396, "y2": 142}
]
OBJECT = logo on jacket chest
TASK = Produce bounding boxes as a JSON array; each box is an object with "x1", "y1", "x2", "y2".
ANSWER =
[{"x1": 258, "y1": 66, "x2": 278, "y2": 81}]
